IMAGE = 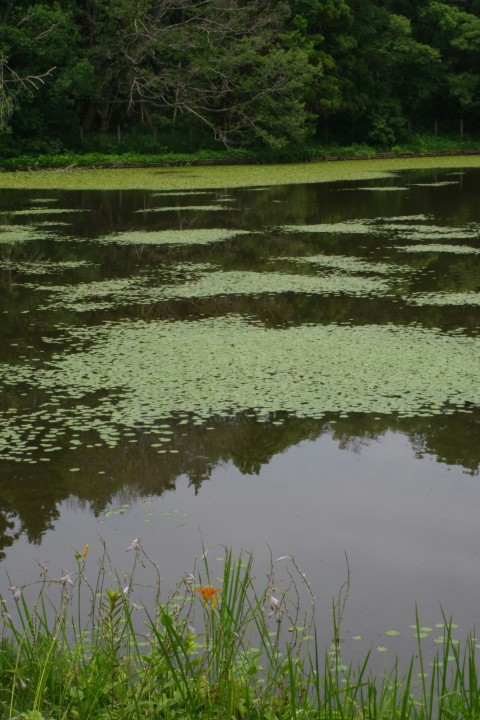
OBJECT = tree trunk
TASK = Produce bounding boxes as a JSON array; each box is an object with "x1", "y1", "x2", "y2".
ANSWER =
[
  {"x1": 82, "y1": 103, "x2": 98, "y2": 132},
  {"x1": 100, "y1": 109, "x2": 110, "y2": 133}
]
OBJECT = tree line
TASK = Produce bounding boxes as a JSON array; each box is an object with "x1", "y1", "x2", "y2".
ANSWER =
[{"x1": 1, "y1": 0, "x2": 480, "y2": 155}]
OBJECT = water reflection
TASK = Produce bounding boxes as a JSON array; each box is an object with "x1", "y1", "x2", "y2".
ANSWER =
[{"x1": 0, "y1": 409, "x2": 479, "y2": 559}]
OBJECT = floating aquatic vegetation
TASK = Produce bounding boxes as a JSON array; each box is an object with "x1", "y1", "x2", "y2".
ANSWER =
[
  {"x1": 96, "y1": 228, "x2": 251, "y2": 246},
  {"x1": 408, "y1": 291, "x2": 480, "y2": 306},
  {"x1": 0, "y1": 259, "x2": 94, "y2": 275},
  {"x1": 373, "y1": 215, "x2": 433, "y2": 222},
  {"x1": 382, "y1": 224, "x2": 479, "y2": 241},
  {"x1": 0, "y1": 157, "x2": 479, "y2": 191},
  {"x1": 29, "y1": 263, "x2": 216, "y2": 309},
  {"x1": 30, "y1": 221, "x2": 70, "y2": 227},
  {"x1": 279, "y1": 217, "x2": 480, "y2": 243},
  {"x1": 34, "y1": 275, "x2": 155, "y2": 306},
  {"x1": 151, "y1": 191, "x2": 211, "y2": 196},
  {"x1": 279, "y1": 221, "x2": 379, "y2": 235},
  {"x1": 34, "y1": 267, "x2": 391, "y2": 311},
  {"x1": 356, "y1": 186, "x2": 409, "y2": 192},
  {"x1": 411, "y1": 181, "x2": 459, "y2": 187},
  {"x1": 0, "y1": 225, "x2": 51, "y2": 244},
  {"x1": 279, "y1": 254, "x2": 406, "y2": 275},
  {"x1": 0, "y1": 316, "x2": 479, "y2": 461},
  {"x1": 134, "y1": 205, "x2": 230, "y2": 213},
  {"x1": 395, "y1": 244, "x2": 480, "y2": 254},
  {"x1": 2, "y1": 208, "x2": 88, "y2": 216}
]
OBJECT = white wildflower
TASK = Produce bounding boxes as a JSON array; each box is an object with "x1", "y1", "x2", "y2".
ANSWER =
[
  {"x1": 126, "y1": 538, "x2": 141, "y2": 552},
  {"x1": 268, "y1": 595, "x2": 283, "y2": 622},
  {"x1": 8, "y1": 586, "x2": 21, "y2": 602}
]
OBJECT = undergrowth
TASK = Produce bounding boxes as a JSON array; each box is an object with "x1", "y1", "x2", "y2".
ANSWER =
[
  {"x1": 0, "y1": 542, "x2": 478, "y2": 719},
  {"x1": 1, "y1": 133, "x2": 480, "y2": 171}
]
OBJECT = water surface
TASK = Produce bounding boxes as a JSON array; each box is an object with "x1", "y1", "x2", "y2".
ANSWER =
[{"x1": 1, "y1": 166, "x2": 480, "y2": 663}]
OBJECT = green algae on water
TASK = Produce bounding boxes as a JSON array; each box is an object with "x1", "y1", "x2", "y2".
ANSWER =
[
  {"x1": 279, "y1": 254, "x2": 407, "y2": 275},
  {"x1": 134, "y1": 205, "x2": 231, "y2": 213},
  {"x1": 0, "y1": 316, "x2": 479, "y2": 461},
  {"x1": 395, "y1": 244, "x2": 480, "y2": 254},
  {"x1": 31, "y1": 267, "x2": 392, "y2": 312},
  {"x1": 96, "y1": 228, "x2": 251, "y2": 246},
  {"x1": 280, "y1": 218, "x2": 480, "y2": 242},
  {"x1": 383, "y1": 224, "x2": 480, "y2": 241},
  {"x1": 356, "y1": 186, "x2": 409, "y2": 192},
  {"x1": 411, "y1": 181, "x2": 459, "y2": 187},
  {"x1": 279, "y1": 221, "x2": 378, "y2": 235},
  {"x1": 0, "y1": 225, "x2": 52, "y2": 244},
  {"x1": 0, "y1": 259, "x2": 94, "y2": 275},
  {"x1": 408, "y1": 291, "x2": 480, "y2": 306},
  {"x1": 1, "y1": 157, "x2": 480, "y2": 191},
  {"x1": 2, "y1": 208, "x2": 88, "y2": 216}
]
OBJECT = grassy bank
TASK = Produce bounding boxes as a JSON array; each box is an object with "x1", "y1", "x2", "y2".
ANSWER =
[
  {"x1": 0, "y1": 545, "x2": 479, "y2": 720},
  {"x1": 1, "y1": 134, "x2": 480, "y2": 173}
]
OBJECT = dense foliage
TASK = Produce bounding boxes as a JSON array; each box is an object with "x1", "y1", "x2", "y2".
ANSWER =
[{"x1": 1, "y1": 0, "x2": 480, "y2": 155}]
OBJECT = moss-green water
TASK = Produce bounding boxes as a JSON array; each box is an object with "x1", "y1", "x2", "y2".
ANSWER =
[{"x1": 1, "y1": 156, "x2": 480, "y2": 190}]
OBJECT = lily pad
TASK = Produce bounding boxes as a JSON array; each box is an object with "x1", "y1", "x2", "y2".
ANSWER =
[
  {"x1": 1, "y1": 316, "x2": 479, "y2": 460},
  {"x1": 96, "y1": 228, "x2": 251, "y2": 246},
  {"x1": 395, "y1": 244, "x2": 480, "y2": 254},
  {"x1": 134, "y1": 205, "x2": 230, "y2": 212},
  {"x1": 408, "y1": 292, "x2": 480, "y2": 306},
  {"x1": 35, "y1": 267, "x2": 391, "y2": 312}
]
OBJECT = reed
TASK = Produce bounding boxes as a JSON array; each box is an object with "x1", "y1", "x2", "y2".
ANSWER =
[{"x1": 0, "y1": 543, "x2": 478, "y2": 719}]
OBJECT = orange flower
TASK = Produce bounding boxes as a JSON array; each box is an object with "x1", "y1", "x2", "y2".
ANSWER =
[{"x1": 195, "y1": 585, "x2": 220, "y2": 603}]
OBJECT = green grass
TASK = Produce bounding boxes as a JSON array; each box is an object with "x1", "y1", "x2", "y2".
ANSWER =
[{"x1": 0, "y1": 544, "x2": 479, "y2": 719}]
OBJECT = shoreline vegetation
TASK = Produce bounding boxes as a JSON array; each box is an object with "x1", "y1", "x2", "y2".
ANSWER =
[
  {"x1": 1, "y1": 135, "x2": 480, "y2": 173},
  {"x1": 1, "y1": 144, "x2": 480, "y2": 192},
  {"x1": 1, "y1": 546, "x2": 479, "y2": 720}
]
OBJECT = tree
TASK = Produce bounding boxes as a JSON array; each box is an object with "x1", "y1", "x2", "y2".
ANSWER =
[
  {"x1": 0, "y1": 54, "x2": 55, "y2": 132},
  {"x1": 419, "y1": 1, "x2": 480, "y2": 131},
  {"x1": 323, "y1": 1, "x2": 442, "y2": 144},
  {"x1": 284, "y1": 0, "x2": 355, "y2": 142},
  {"x1": 0, "y1": 1, "x2": 61, "y2": 135},
  {"x1": 372, "y1": 13, "x2": 441, "y2": 139},
  {"x1": 0, "y1": 1, "x2": 86, "y2": 145},
  {"x1": 40, "y1": 0, "x2": 318, "y2": 148}
]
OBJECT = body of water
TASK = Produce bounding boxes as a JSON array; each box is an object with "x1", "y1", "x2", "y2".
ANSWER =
[{"x1": 1, "y1": 166, "x2": 479, "y2": 663}]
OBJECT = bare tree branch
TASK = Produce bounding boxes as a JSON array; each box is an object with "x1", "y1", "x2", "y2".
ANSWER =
[{"x1": 0, "y1": 53, "x2": 55, "y2": 131}]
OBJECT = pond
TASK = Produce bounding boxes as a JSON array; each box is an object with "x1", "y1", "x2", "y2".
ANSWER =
[{"x1": 1, "y1": 163, "x2": 480, "y2": 665}]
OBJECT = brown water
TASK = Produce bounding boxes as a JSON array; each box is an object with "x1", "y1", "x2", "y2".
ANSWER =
[{"x1": 1, "y1": 166, "x2": 480, "y2": 663}]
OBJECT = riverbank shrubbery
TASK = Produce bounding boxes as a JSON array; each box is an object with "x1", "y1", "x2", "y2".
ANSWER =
[
  {"x1": 0, "y1": 543, "x2": 479, "y2": 720},
  {"x1": 1, "y1": 134, "x2": 480, "y2": 172}
]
